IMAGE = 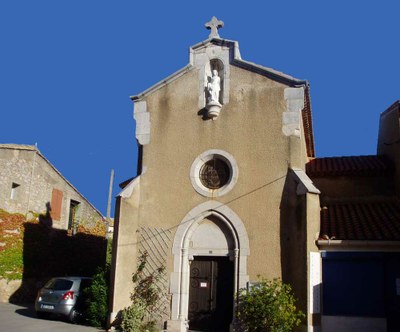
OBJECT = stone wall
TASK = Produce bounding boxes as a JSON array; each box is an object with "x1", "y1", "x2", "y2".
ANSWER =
[
  {"x1": 0, "y1": 145, "x2": 103, "y2": 230},
  {"x1": 0, "y1": 279, "x2": 22, "y2": 303}
]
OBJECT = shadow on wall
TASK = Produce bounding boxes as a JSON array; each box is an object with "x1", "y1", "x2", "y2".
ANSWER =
[
  {"x1": 9, "y1": 202, "x2": 107, "y2": 304},
  {"x1": 38, "y1": 202, "x2": 52, "y2": 228},
  {"x1": 279, "y1": 169, "x2": 308, "y2": 315}
]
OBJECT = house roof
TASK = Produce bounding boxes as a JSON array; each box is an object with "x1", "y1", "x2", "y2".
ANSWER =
[
  {"x1": 320, "y1": 198, "x2": 400, "y2": 241},
  {"x1": 380, "y1": 99, "x2": 400, "y2": 117},
  {"x1": 306, "y1": 155, "x2": 393, "y2": 177}
]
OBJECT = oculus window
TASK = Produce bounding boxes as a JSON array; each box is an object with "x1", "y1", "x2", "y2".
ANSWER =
[{"x1": 190, "y1": 149, "x2": 238, "y2": 197}]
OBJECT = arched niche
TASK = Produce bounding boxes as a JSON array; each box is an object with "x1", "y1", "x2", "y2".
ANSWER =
[
  {"x1": 186, "y1": 214, "x2": 235, "y2": 257},
  {"x1": 205, "y1": 59, "x2": 224, "y2": 105}
]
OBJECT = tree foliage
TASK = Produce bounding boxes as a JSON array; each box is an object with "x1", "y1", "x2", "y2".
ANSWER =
[{"x1": 237, "y1": 278, "x2": 304, "y2": 332}]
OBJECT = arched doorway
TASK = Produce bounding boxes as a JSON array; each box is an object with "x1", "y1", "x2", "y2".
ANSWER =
[
  {"x1": 169, "y1": 201, "x2": 249, "y2": 332},
  {"x1": 187, "y1": 215, "x2": 234, "y2": 331}
]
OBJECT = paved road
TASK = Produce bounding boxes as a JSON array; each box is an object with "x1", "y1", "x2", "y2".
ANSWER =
[{"x1": 0, "y1": 302, "x2": 103, "y2": 331}]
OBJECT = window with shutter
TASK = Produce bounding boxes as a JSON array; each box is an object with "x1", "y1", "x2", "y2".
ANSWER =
[{"x1": 51, "y1": 188, "x2": 63, "y2": 221}]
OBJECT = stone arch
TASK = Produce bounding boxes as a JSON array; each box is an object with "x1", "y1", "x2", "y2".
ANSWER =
[{"x1": 169, "y1": 201, "x2": 249, "y2": 329}]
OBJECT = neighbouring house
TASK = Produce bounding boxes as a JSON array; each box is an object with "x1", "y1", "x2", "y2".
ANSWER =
[
  {"x1": 109, "y1": 17, "x2": 400, "y2": 332},
  {"x1": 0, "y1": 144, "x2": 103, "y2": 230},
  {"x1": 106, "y1": 217, "x2": 114, "y2": 238},
  {"x1": 306, "y1": 101, "x2": 400, "y2": 332}
]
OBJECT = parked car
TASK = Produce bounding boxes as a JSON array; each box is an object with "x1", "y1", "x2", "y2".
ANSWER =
[{"x1": 35, "y1": 276, "x2": 92, "y2": 323}]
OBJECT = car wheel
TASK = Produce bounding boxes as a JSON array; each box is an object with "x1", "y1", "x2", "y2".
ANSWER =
[{"x1": 68, "y1": 307, "x2": 81, "y2": 324}]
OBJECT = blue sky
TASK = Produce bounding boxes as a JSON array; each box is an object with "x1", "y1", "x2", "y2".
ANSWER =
[{"x1": 1, "y1": 1, "x2": 399, "y2": 216}]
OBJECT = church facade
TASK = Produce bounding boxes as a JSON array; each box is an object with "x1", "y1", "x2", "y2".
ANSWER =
[{"x1": 110, "y1": 18, "x2": 400, "y2": 332}]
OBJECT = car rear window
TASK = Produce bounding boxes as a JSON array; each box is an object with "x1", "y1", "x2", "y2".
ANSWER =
[{"x1": 44, "y1": 279, "x2": 73, "y2": 291}]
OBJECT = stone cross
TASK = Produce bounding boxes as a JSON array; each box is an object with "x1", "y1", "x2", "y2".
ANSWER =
[{"x1": 205, "y1": 16, "x2": 224, "y2": 38}]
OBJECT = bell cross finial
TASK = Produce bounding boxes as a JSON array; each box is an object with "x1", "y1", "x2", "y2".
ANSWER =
[{"x1": 205, "y1": 16, "x2": 224, "y2": 39}]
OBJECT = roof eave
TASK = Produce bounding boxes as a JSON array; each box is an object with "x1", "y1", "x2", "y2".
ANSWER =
[
  {"x1": 317, "y1": 239, "x2": 400, "y2": 251},
  {"x1": 131, "y1": 37, "x2": 309, "y2": 101},
  {"x1": 232, "y1": 58, "x2": 308, "y2": 87},
  {"x1": 131, "y1": 64, "x2": 194, "y2": 101}
]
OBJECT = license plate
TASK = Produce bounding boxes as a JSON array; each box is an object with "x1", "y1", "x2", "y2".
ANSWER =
[{"x1": 41, "y1": 304, "x2": 54, "y2": 310}]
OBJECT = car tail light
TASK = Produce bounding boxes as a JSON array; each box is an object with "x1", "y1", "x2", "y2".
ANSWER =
[{"x1": 62, "y1": 291, "x2": 74, "y2": 300}]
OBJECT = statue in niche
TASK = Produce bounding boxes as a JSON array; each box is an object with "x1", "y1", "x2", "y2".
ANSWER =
[
  {"x1": 207, "y1": 70, "x2": 221, "y2": 104},
  {"x1": 203, "y1": 62, "x2": 223, "y2": 119}
]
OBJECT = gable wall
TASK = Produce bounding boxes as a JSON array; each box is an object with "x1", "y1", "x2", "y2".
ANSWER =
[{"x1": 0, "y1": 148, "x2": 102, "y2": 229}]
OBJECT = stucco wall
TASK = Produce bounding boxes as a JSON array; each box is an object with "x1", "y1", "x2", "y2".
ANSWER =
[
  {"x1": 109, "y1": 184, "x2": 141, "y2": 322},
  {"x1": 138, "y1": 64, "x2": 298, "y2": 280}
]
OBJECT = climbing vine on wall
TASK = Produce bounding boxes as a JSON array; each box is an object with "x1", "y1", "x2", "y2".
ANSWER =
[{"x1": 120, "y1": 251, "x2": 165, "y2": 332}]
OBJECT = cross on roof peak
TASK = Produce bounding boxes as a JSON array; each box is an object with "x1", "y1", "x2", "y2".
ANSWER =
[{"x1": 205, "y1": 16, "x2": 224, "y2": 39}]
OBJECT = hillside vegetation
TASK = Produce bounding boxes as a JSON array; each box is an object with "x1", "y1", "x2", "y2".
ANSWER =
[
  {"x1": 0, "y1": 209, "x2": 108, "y2": 303},
  {"x1": 0, "y1": 209, "x2": 24, "y2": 280}
]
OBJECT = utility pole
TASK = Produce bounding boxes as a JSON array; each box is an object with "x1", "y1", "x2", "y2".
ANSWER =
[
  {"x1": 26, "y1": 142, "x2": 38, "y2": 219},
  {"x1": 106, "y1": 169, "x2": 115, "y2": 236}
]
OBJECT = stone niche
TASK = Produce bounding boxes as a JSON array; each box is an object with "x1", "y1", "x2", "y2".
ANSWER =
[
  {"x1": 204, "y1": 59, "x2": 224, "y2": 119},
  {"x1": 191, "y1": 40, "x2": 231, "y2": 117}
]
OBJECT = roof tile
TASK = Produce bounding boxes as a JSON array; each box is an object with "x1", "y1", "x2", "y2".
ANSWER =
[
  {"x1": 320, "y1": 198, "x2": 400, "y2": 240},
  {"x1": 307, "y1": 155, "x2": 393, "y2": 177}
]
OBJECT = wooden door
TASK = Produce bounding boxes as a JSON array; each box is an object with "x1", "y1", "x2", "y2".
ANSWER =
[{"x1": 188, "y1": 256, "x2": 233, "y2": 332}]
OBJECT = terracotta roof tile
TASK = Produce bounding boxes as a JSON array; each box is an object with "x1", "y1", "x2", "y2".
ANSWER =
[
  {"x1": 320, "y1": 198, "x2": 400, "y2": 240},
  {"x1": 306, "y1": 155, "x2": 393, "y2": 177},
  {"x1": 302, "y1": 86, "x2": 315, "y2": 158}
]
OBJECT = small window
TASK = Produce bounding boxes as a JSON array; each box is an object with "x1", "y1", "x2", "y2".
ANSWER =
[
  {"x1": 68, "y1": 200, "x2": 80, "y2": 231},
  {"x1": 10, "y1": 183, "x2": 20, "y2": 200}
]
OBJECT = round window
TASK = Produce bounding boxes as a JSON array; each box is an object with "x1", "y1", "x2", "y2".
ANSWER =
[
  {"x1": 190, "y1": 149, "x2": 238, "y2": 197},
  {"x1": 199, "y1": 158, "x2": 230, "y2": 189}
]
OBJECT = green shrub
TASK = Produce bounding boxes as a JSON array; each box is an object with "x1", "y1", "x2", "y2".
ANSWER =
[
  {"x1": 84, "y1": 266, "x2": 109, "y2": 328},
  {"x1": 237, "y1": 278, "x2": 304, "y2": 332},
  {"x1": 120, "y1": 251, "x2": 164, "y2": 332},
  {"x1": 120, "y1": 300, "x2": 147, "y2": 332}
]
